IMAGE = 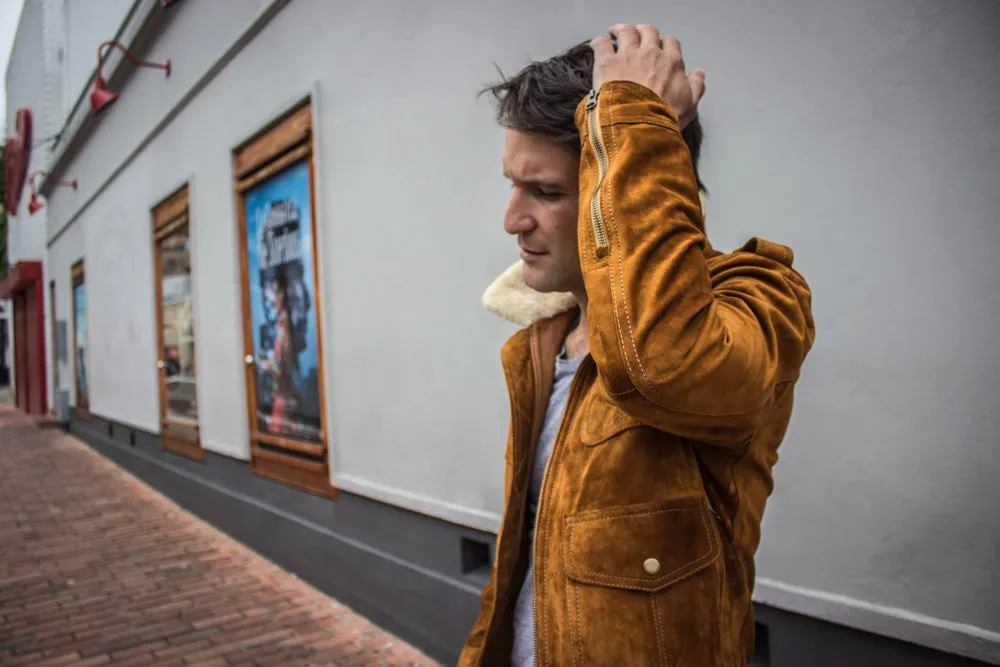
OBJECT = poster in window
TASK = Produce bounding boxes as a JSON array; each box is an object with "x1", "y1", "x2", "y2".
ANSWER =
[
  {"x1": 243, "y1": 160, "x2": 322, "y2": 442},
  {"x1": 74, "y1": 283, "x2": 88, "y2": 405}
]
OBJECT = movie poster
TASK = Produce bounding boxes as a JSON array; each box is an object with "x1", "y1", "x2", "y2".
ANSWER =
[
  {"x1": 74, "y1": 283, "x2": 88, "y2": 406},
  {"x1": 243, "y1": 160, "x2": 323, "y2": 443}
]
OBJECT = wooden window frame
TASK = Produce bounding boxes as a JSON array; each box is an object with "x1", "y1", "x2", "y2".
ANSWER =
[
  {"x1": 232, "y1": 99, "x2": 335, "y2": 499},
  {"x1": 70, "y1": 260, "x2": 89, "y2": 417},
  {"x1": 152, "y1": 184, "x2": 204, "y2": 462}
]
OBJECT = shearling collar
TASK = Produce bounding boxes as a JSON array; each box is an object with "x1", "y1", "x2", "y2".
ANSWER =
[{"x1": 481, "y1": 260, "x2": 578, "y2": 327}]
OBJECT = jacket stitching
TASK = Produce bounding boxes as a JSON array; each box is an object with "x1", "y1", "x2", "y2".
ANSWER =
[
  {"x1": 567, "y1": 501, "x2": 700, "y2": 523},
  {"x1": 534, "y1": 363, "x2": 594, "y2": 666},
  {"x1": 567, "y1": 506, "x2": 718, "y2": 586},
  {"x1": 606, "y1": 385, "x2": 638, "y2": 398},
  {"x1": 602, "y1": 106, "x2": 638, "y2": 387},
  {"x1": 580, "y1": 422, "x2": 643, "y2": 447},
  {"x1": 605, "y1": 116, "x2": 677, "y2": 129},
  {"x1": 571, "y1": 580, "x2": 583, "y2": 667},
  {"x1": 651, "y1": 595, "x2": 668, "y2": 667},
  {"x1": 608, "y1": 110, "x2": 650, "y2": 388}
]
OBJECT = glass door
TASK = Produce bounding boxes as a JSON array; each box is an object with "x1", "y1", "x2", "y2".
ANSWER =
[{"x1": 153, "y1": 186, "x2": 203, "y2": 461}]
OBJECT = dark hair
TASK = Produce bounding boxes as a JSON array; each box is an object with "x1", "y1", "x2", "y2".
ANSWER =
[{"x1": 480, "y1": 40, "x2": 706, "y2": 193}]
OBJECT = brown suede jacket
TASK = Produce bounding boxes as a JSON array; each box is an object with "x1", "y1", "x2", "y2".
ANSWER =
[{"x1": 460, "y1": 81, "x2": 816, "y2": 667}]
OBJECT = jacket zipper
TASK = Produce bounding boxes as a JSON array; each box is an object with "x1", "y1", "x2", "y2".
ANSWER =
[
  {"x1": 532, "y1": 355, "x2": 592, "y2": 666},
  {"x1": 586, "y1": 89, "x2": 610, "y2": 260}
]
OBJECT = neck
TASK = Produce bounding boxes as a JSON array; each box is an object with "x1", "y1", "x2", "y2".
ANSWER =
[{"x1": 565, "y1": 288, "x2": 589, "y2": 358}]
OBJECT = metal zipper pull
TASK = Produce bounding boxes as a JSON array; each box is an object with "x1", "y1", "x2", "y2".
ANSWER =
[{"x1": 585, "y1": 89, "x2": 610, "y2": 259}]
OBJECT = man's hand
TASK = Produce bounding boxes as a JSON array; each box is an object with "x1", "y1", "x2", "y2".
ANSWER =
[{"x1": 591, "y1": 24, "x2": 705, "y2": 128}]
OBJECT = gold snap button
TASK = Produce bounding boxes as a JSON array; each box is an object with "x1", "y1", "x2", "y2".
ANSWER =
[{"x1": 643, "y1": 558, "x2": 660, "y2": 575}]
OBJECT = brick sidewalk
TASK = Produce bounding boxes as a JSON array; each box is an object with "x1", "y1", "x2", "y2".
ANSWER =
[{"x1": 0, "y1": 405, "x2": 439, "y2": 666}]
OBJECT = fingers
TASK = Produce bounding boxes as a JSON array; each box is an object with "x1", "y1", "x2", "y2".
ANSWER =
[
  {"x1": 609, "y1": 23, "x2": 640, "y2": 50},
  {"x1": 611, "y1": 23, "x2": 663, "y2": 49},
  {"x1": 660, "y1": 34, "x2": 682, "y2": 57},
  {"x1": 635, "y1": 24, "x2": 661, "y2": 48},
  {"x1": 590, "y1": 35, "x2": 615, "y2": 58},
  {"x1": 689, "y1": 68, "x2": 706, "y2": 102}
]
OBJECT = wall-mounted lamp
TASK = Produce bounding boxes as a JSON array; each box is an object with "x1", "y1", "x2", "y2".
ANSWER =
[
  {"x1": 90, "y1": 40, "x2": 171, "y2": 114},
  {"x1": 27, "y1": 171, "x2": 78, "y2": 216}
]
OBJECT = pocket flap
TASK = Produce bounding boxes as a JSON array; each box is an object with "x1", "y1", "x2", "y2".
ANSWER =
[
  {"x1": 578, "y1": 389, "x2": 644, "y2": 446},
  {"x1": 563, "y1": 498, "x2": 720, "y2": 593}
]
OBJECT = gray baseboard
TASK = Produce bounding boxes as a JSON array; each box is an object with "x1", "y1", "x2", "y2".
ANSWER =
[
  {"x1": 753, "y1": 605, "x2": 993, "y2": 667},
  {"x1": 68, "y1": 415, "x2": 994, "y2": 667}
]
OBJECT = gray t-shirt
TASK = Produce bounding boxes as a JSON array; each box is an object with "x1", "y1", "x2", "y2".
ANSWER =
[{"x1": 511, "y1": 348, "x2": 585, "y2": 667}]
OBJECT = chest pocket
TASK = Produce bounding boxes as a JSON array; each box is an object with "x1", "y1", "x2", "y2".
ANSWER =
[
  {"x1": 560, "y1": 498, "x2": 724, "y2": 666},
  {"x1": 563, "y1": 498, "x2": 720, "y2": 592}
]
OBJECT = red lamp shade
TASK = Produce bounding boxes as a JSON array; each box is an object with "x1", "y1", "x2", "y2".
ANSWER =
[
  {"x1": 27, "y1": 193, "x2": 44, "y2": 215},
  {"x1": 90, "y1": 75, "x2": 119, "y2": 114},
  {"x1": 25, "y1": 171, "x2": 79, "y2": 216},
  {"x1": 89, "y1": 41, "x2": 170, "y2": 116}
]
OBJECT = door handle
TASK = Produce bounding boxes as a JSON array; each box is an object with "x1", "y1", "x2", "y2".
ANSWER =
[
  {"x1": 157, "y1": 360, "x2": 165, "y2": 369},
  {"x1": 244, "y1": 354, "x2": 255, "y2": 366}
]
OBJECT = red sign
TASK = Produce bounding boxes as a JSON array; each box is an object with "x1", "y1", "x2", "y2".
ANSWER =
[{"x1": 5, "y1": 108, "x2": 33, "y2": 215}]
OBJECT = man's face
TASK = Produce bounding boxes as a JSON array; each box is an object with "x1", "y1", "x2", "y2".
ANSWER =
[{"x1": 501, "y1": 130, "x2": 582, "y2": 295}]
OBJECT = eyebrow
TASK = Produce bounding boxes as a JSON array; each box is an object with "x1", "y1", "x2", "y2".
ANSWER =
[{"x1": 502, "y1": 171, "x2": 564, "y2": 189}]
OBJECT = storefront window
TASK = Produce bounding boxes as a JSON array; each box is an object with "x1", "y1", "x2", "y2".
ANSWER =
[
  {"x1": 71, "y1": 261, "x2": 88, "y2": 413},
  {"x1": 158, "y1": 229, "x2": 197, "y2": 423},
  {"x1": 244, "y1": 162, "x2": 322, "y2": 443},
  {"x1": 233, "y1": 100, "x2": 332, "y2": 498}
]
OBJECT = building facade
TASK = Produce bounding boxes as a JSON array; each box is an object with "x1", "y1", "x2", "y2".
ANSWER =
[{"x1": 5, "y1": 0, "x2": 999, "y2": 665}]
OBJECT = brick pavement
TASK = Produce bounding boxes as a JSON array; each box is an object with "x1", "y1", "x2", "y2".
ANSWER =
[{"x1": 0, "y1": 404, "x2": 439, "y2": 666}]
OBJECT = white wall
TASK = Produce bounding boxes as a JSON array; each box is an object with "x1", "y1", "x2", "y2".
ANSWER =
[
  {"x1": 38, "y1": 0, "x2": 1000, "y2": 660},
  {"x1": 6, "y1": 0, "x2": 60, "y2": 412},
  {"x1": 46, "y1": 217, "x2": 82, "y2": 405},
  {"x1": 709, "y1": 2, "x2": 1000, "y2": 650},
  {"x1": 60, "y1": 0, "x2": 134, "y2": 122},
  {"x1": 4, "y1": 0, "x2": 48, "y2": 264},
  {"x1": 5, "y1": 0, "x2": 132, "y2": 414}
]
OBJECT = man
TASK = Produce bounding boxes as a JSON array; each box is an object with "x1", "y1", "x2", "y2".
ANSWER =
[{"x1": 461, "y1": 24, "x2": 815, "y2": 667}]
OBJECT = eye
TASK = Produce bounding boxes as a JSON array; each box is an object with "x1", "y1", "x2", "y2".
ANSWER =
[{"x1": 534, "y1": 187, "x2": 562, "y2": 200}]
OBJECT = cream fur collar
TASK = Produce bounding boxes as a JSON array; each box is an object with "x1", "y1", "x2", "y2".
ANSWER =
[{"x1": 481, "y1": 260, "x2": 578, "y2": 327}]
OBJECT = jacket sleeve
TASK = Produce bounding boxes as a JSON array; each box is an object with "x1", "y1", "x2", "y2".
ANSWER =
[{"x1": 575, "y1": 81, "x2": 815, "y2": 446}]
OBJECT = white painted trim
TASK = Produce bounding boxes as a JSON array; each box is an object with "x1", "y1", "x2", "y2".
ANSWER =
[
  {"x1": 304, "y1": 79, "x2": 341, "y2": 484},
  {"x1": 332, "y1": 473, "x2": 502, "y2": 534},
  {"x1": 200, "y1": 438, "x2": 250, "y2": 461},
  {"x1": 754, "y1": 577, "x2": 1000, "y2": 664}
]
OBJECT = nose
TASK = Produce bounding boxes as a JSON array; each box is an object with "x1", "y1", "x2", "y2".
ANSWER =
[{"x1": 503, "y1": 187, "x2": 536, "y2": 236}]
